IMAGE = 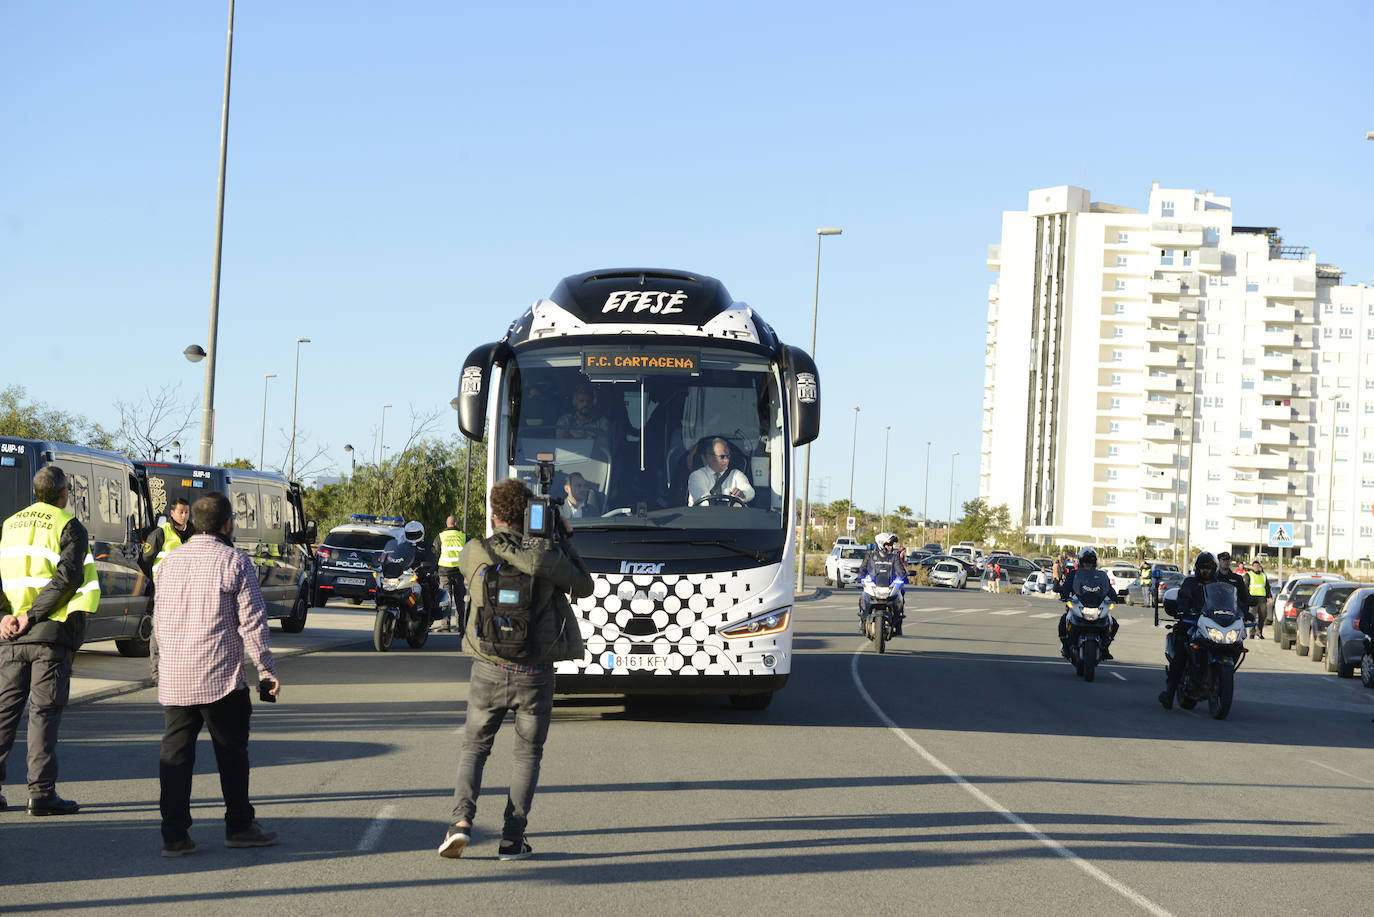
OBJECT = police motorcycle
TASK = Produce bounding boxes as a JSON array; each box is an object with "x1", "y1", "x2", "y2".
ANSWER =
[
  {"x1": 372, "y1": 529, "x2": 452, "y2": 652},
  {"x1": 1064, "y1": 597, "x2": 1114, "y2": 683},
  {"x1": 859, "y1": 540, "x2": 905, "y2": 654},
  {"x1": 1165, "y1": 580, "x2": 1247, "y2": 719}
]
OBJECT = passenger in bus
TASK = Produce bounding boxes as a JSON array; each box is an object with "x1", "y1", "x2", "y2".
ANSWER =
[
  {"x1": 520, "y1": 375, "x2": 564, "y2": 432},
  {"x1": 687, "y1": 438, "x2": 755, "y2": 507},
  {"x1": 562, "y1": 472, "x2": 602, "y2": 518},
  {"x1": 555, "y1": 384, "x2": 612, "y2": 452}
]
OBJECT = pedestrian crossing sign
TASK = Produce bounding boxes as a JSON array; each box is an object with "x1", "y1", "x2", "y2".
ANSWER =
[{"x1": 1267, "y1": 522, "x2": 1294, "y2": 548}]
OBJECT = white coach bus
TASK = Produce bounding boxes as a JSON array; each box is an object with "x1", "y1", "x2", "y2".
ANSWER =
[{"x1": 456, "y1": 268, "x2": 821, "y2": 709}]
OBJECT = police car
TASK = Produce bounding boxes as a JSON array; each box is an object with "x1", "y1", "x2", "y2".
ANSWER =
[{"x1": 313, "y1": 514, "x2": 406, "y2": 606}]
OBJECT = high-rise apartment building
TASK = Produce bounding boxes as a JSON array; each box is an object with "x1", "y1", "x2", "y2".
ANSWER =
[{"x1": 983, "y1": 183, "x2": 1374, "y2": 561}]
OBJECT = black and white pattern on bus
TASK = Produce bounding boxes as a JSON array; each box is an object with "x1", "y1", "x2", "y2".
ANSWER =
[{"x1": 557, "y1": 567, "x2": 784, "y2": 676}]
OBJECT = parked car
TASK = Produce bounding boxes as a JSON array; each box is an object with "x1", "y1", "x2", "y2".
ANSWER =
[
  {"x1": 1021, "y1": 569, "x2": 1050, "y2": 594},
  {"x1": 826, "y1": 544, "x2": 868, "y2": 589},
  {"x1": 1031, "y1": 556, "x2": 1054, "y2": 569},
  {"x1": 834, "y1": 536, "x2": 858, "y2": 547},
  {"x1": 1325, "y1": 587, "x2": 1374, "y2": 683},
  {"x1": 929, "y1": 561, "x2": 967, "y2": 589},
  {"x1": 1106, "y1": 562, "x2": 1143, "y2": 594},
  {"x1": 915, "y1": 553, "x2": 980, "y2": 579},
  {"x1": 1296, "y1": 582, "x2": 1362, "y2": 660},
  {"x1": 1275, "y1": 577, "x2": 1336, "y2": 650},
  {"x1": 1274, "y1": 572, "x2": 1343, "y2": 613},
  {"x1": 921, "y1": 542, "x2": 944, "y2": 554},
  {"x1": 980, "y1": 555, "x2": 1039, "y2": 587}
]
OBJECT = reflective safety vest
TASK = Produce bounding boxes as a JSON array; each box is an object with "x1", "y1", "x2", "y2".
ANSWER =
[
  {"x1": 0, "y1": 501, "x2": 100, "y2": 622},
  {"x1": 1247, "y1": 570, "x2": 1268, "y2": 597},
  {"x1": 437, "y1": 528, "x2": 466, "y2": 569},
  {"x1": 150, "y1": 522, "x2": 185, "y2": 579}
]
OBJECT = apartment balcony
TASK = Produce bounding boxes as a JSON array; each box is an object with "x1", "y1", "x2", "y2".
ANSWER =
[
  {"x1": 1263, "y1": 276, "x2": 1317, "y2": 300},
  {"x1": 1141, "y1": 444, "x2": 1182, "y2": 466},
  {"x1": 1258, "y1": 379, "x2": 1296, "y2": 399},
  {"x1": 1150, "y1": 222, "x2": 1206, "y2": 248},
  {"x1": 1231, "y1": 449, "x2": 1291, "y2": 471},
  {"x1": 987, "y1": 244, "x2": 1001, "y2": 271},
  {"x1": 1257, "y1": 402, "x2": 1298, "y2": 422},
  {"x1": 1143, "y1": 371, "x2": 1181, "y2": 392},
  {"x1": 1252, "y1": 426, "x2": 1293, "y2": 447},
  {"x1": 1142, "y1": 423, "x2": 1181, "y2": 444},
  {"x1": 1141, "y1": 400, "x2": 1180, "y2": 420},
  {"x1": 1145, "y1": 300, "x2": 1184, "y2": 321},
  {"x1": 1194, "y1": 247, "x2": 1222, "y2": 273},
  {"x1": 1144, "y1": 327, "x2": 1186, "y2": 346},
  {"x1": 1261, "y1": 304, "x2": 1297, "y2": 324},
  {"x1": 1140, "y1": 469, "x2": 1176, "y2": 490},
  {"x1": 1138, "y1": 521, "x2": 1178, "y2": 542},
  {"x1": 1144, "y1": 347, "x2": 1188, "y2": 369},
  {"x1": 1259, "y1": 329, "x2": 1298, "y2": 349},
  {"x1": 1259, "y1": 355, "x2": 1298, "y2": 374}
]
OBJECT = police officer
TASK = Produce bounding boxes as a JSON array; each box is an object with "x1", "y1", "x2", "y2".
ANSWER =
[
  {"x1": 434, "y1": 516, "x2": 466, "y2": 633},
  {"x1": 1247, "y1": 560, "x2": 1272, "y2": 639},
  {"x1": 1055, "y1": 548, "x2": 1120, "y2": 660},
  {"x1": 1216, "y1": 552, "x2": 1252, "y2": 635},
  {"x1": 0, "y1": 465, "x2": 99, "y2": 816},
  {"x1": 141, "y1": 498, "x2": 195, "y2": 581},
  {"x1": 1159, "y1": 551, "x2": 1217, "y2": 709}
]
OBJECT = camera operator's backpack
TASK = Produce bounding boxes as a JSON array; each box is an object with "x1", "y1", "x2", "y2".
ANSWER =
[{"x1": 473, "y1": 538, "x2": 538, "y2": 659}]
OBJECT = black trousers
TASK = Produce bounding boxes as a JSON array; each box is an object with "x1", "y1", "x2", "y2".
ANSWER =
[
  {"x1": 441, "y1": 568, "x2": 465, "y2": 626},
  {"x1": 0, "y1": 642, "x2": 73, "y2": 797},
  {"x1": 159, "y1": 687, "x2": 255, "y2": 843},
  {"x1": 1163, "y1": 625, "x2": 1192, "y2": 694}
]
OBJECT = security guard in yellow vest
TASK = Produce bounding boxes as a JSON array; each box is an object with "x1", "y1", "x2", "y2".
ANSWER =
[
  {"x1": 1247, "y1": 561, "x2": 1272, "y2": 639},
  {"x1": 434, "y1": 516, "x2": 466, "y2": 633},
  {"x1": 0, "y1": 464, "x2": 99, "y2": 816},
  {"x1": 141, "y1": 497, "x2": 195, "y2": 581}
]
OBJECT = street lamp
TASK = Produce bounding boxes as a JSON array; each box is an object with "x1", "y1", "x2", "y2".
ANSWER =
[
  {"x1": 1326, "y1": 392, "x2": 1340, "y2": 568},
  {"x1": 343, "y1": 443, "x2": 355, "y2": 479},
  {"x1": 922, "y1": 440, "x2": 931, "y2": 547},
  {"x1": 379, "y1": 403, "x2": 393, "y2": 465},
  {"x1": 288, "y1": 338, "x2": 310, "y2": 479},
  {"x1": 847, "y1": 406, "x2": 859, "y2": 525},
  {"x1": 259, "y1": 372, "x2": 276, "y2": 471},
  {"x1": 196, "y1": 0, "x2": 236, "y2": 466},
  {"x1": 880, "y1": 425, "x2": 892, "y2": 533},
  {"x1": 451, "y1": 396, "x2": 473, "y2": 535},
  {"x1": 172, "y1": 441, "x2": 181, "y2": 463},
  {"x1": 947, "y1": 450, "x2": 959, "y2": 550},
  {"x1": 796, "y1": 226, "x2": 842, "y2": 593}
]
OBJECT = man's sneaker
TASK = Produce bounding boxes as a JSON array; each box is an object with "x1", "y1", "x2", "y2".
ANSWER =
[
  {"x1": 498, "y1": 836, "x2": 533, "y2": 861},
  {"x1": 1157, "y1": 690, "x2": 1174, "y2": 710},
  {"x1": 27, "y1": 795, "x2": 79, "y2": 816},
  {"x1": 1101, "y1": 649, "x2": 1114, "y2": 661},
  {"x1": 225, "y1": 821, "x2": 279, "y2": 848},
  {"x1": 161, "y1": 837, "x2": 197, "y2": 858},
  {"x1": 438, "y1": 823, "x2": 470, "y2": 859}
]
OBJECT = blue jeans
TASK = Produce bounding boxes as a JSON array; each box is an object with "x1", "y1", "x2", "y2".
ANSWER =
[{"x1": 451, "y1": 660, "x2": 555, "y2": 840}]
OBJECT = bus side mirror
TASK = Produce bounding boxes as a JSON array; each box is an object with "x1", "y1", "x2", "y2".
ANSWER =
[
  {"x1": 782, "y1": 345, "x2": 820, "y2": 446},
  {"x1": 457, "y1": 341, "x2": 506, "y2": 441}
]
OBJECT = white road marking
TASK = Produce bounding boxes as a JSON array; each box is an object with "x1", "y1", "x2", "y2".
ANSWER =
[
  {"x1": 1112, "y1": 672, "x2": 1127, "y2": 681},
  {"x1": 356, "y1": 804, "x2": 398, "y2": 852},
  {"x1": 991, "y1": 610, "x2": 1024, "y2": 616},
  {"x1": 1307, "y1": 760, "x2": 1373, "y2": 784},
  {"x1": 851, "y1": 648, "x2": 1174, "y2": 917},
  {"x1": 949, "y1": 609, "x2": 978, "y2": 614},
  {"x1": 1030, "y1": 612, "x2": 1059, "y2": 619}
]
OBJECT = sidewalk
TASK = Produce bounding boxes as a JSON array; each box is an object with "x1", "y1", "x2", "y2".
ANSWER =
[{"x1": 68, "y1": 603, "x2": 378, "y2": 705}]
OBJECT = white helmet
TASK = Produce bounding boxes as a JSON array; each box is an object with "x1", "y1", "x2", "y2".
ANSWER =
[{"x1": 404, "y1": 521, "x2": 425, "y2": 543}]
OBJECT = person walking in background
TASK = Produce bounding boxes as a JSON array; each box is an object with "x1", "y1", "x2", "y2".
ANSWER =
[
  {"x1": 1248, "y1": 560, "x2": 1273, "y2": 639},
  {"x1": 0, "y1": 465, "x2": 98, "y2": 816},
  {"x1": 439, "y1": 478, "x2": 592, "y2": 862},
  {"x1": 434, "y1": 516, "x2": 466, "y2": 634},
  {"x1": 153, "y1": 492, "x2": 280, "y2": 858}
]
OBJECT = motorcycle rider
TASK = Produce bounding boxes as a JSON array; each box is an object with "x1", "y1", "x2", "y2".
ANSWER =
[
  {"x1": 402, "y1": 521, "x2": 441, "y2": 622},
  {"x1": 1055, "y1": 547, "x2": 1120, "y2": 660},
  {"x1": 857, "y1": 533, "x2": 908, "y2": 636},
  {"x1": 1158, "y1": 551, "x2": 1223, "y2": 709}
]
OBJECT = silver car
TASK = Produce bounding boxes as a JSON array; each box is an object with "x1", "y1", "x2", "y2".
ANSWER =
[
  {"x1": 930, "y1": 561, "x2": 967, "y2": 589},
  {"x1": 1325, "y1": 586, "x2": 1374, "y2": 685}
]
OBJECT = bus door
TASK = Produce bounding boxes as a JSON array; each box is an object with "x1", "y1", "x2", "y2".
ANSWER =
[{"x1": 255, "y1": 481, "x2": 295, "y2": 605}]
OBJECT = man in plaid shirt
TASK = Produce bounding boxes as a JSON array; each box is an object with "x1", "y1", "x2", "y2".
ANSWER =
[{"x1": 153, "y1": 492, "x2": 281, "y2": 858}]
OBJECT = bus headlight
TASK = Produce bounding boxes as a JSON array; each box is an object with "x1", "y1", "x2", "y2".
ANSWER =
[{"x1": 721, "y1": 608, "x2": 791, "y2": 639}]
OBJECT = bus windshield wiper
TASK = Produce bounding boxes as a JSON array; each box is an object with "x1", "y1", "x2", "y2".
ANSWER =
[
  {"x1": 576, "y1": 520, "x2": 666, "y2": 531},
  {"x1": 617, "y1": 536, "x2": 768, "y2": 563}
]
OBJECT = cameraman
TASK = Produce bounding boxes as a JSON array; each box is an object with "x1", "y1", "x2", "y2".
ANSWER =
[{"x1": 439, "y1": 477, "x2": 592, "y2": 862}]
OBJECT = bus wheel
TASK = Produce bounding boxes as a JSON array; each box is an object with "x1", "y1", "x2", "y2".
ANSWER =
[
  {"x1": 280, "y1": 593, "x2": 309, "y2": 634},
  {"x1": 116, "y1": 615, "x2": 153, "y2": 657},
  {"x1": 729, "y1": 692, "x2": 773, "y2": 711}
]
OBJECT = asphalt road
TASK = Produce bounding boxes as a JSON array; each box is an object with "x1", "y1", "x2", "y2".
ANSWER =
[{"x1": 4, "y1": 586, "x2": 1374, "y2": 916}]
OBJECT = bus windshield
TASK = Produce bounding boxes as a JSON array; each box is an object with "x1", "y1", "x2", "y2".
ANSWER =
[
  {"x1": 0, "y1": 453, "x2": 31, "y2": 522},
  {"x1": 503, "y1": 344, "x2": 786, "y2": 532}
]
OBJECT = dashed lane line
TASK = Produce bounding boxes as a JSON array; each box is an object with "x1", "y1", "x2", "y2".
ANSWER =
[
  {"x1": 356, "y1": 804, "x2": 398, "y2": 852},
  {"x1": 990, "y1": 610, "x2": 1025, "y2": 616},
  {"x1": 1307, "y1": 760, "x2": 1373, "y2": 784},
  {"x1": 1112, "y1": 672, "x2": 1128, "y2": 681},
  {"x1": 851, "y1": 647, "x2": 1174, "y2": 917}
]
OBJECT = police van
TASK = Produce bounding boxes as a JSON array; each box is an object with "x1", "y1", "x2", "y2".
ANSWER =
[
  {"x1": 137, "y1": 462, "x2": 317, "y2": 632},
  {"x1": 0, "y1": 437, "x2": 157, "y2": 656},
  {"x1": 313, "y1": 514, "x2": 407, "y2": 606}
]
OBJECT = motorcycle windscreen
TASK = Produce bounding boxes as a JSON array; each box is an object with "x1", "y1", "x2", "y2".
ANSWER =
[
  {"x1": 379, "y1": 541, "x2": 417, "y2": 577},
  {"x1": 1201, "y1": 581, "x2": 1239, "y2": 623}
]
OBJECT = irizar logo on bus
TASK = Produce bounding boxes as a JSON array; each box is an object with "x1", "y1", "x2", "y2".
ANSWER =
[{"x1": 620, "y1": 561, "x2": 665, "y2": 574}]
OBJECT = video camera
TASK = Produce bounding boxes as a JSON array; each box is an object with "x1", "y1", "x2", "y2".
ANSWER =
[{"x1": 524, "y1": 452, "x2": 564, "y2": 540}]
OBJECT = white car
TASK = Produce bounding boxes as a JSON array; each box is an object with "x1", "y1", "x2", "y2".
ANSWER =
[
  {"x1": 1021, "y1": 569, "x2": 1050, "y2": 594},
  {"x1": 1106, "y1": 563, "x2": 1142, "y2": 594},
  {"x1": 826, "y1": 545, "x2": 867, "y2": 589},
  {"x1": 930, "y1": 561, "x2": 967, "y2": 589}
]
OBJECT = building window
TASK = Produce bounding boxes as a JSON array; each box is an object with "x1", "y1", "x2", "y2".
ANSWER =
[
  {"x1": 1337, "y1": 426, "x2": 1350, "y2": 437},
  {"x1": 1111, "y1": 374, "x2": 1122, "y2": 386},
  {"x1": 1109, "y1": 397, "x2": 1121, "y2": 409},
  {"x1": 1107, "y1": 445, "x2": 1119, "y2": 456},
  {"x1": 1161, "y1": 250, "x2": 1175, "y2": 266},
  {"x1": 1116, "y1": 280, "x2": 1127, "y2": 291},
  {"x1": 1239, "y1": 429, "x2": 1253, "y2": 438},
  {"x1": 1112, "y1": 350, "x2": 1123, "y2": 362},
  {"x1": 1206, "y1": 495, "x2": 1220, "y2": 505},
  {"x1": 1362, "y1": 526, "x2": 1374, "y2": 538},
  {"x1": 1113, "y1": 326, "x2": 1125, "y2": 339},
  {"x1": 1106, "y1": 493, "x2": 1117, "y2": 504},
  {"x1": 1246, "y1": 281, "x2": 1259, "y2": 293},
  {"x1": 1241, "y1": 378, "x2": 1255, "y2": 390},
  {"x1": 1182, "y1": 251, "x2": 1193, "y2": 266},
  {"x1": 1117, "y1": 255, "x2": 1128, "y2": 267},
  {"x1": 1114, "y1": 302, "x2": 1126, "y2": 314},
  {"x1": 1208, "y1": 471, "x2": 1221, "y2": 481},
  {"x1": 1341, "y1": 304, "x2": 1355, "y2": 315},
  {"x1": 1340, "y1": 328, "x2": 1354, "y2": 339},
  {"x1": 1363, "y1": 452, "x2": 1374, "y2": 463},
  {"x1": 1107, "y1": 469, "x2": 1118, "y2": 481},
  {"x1": 1325, "y1": 303, "x2": 1335, "y2": 315},
  {"x1": 1204, "y1": 227, "x2": 1220, "y2": 243},
  {"x1": 1162, "y1": 201, "x2": 1175, "y2": 217},
  {"x1": 1105, "y1": 517, "x2": 1116, "y2": 528},
  {"x1": 1118, "y1": 232, "x2": 1130, "y2": 243},
  {"x1": 1324, "y1": 328, "x2": 1333, "y2": 339},
  {"x1": 1206, "y1": 520, "x2": 1219, "y2": 530},
  {"x1": 1108, "y1": 421, "x2": 1121, "y2": 433}
]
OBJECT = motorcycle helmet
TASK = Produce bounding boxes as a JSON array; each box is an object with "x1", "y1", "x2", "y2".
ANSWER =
[
  {"x1": 1078, "y1": 547, "x2": 1098, "y2": 567},
  {"x1": 1194, "y1": 551, "x2": 1218, "y2": 582},
  {"x1": 883, "y1": 533, "x2": 899, "y2": 548},
  {"x1": 404, "y1": 521, "x2": 425, "y2": 543}
]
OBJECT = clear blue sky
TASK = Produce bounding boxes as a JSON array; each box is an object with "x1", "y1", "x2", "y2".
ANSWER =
[{"x1": 4, "y1": 1, "x2": 1372, "y2": 517}]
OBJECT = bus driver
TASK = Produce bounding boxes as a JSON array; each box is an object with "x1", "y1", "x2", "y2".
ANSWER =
[{"x1": 687, "y1": 438, "x2": 755, "y2": 507}]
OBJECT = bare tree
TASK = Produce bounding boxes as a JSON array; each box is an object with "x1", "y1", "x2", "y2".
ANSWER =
[{"x1": 113, "y1": 384, "x2": 196, "y2": 460}]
